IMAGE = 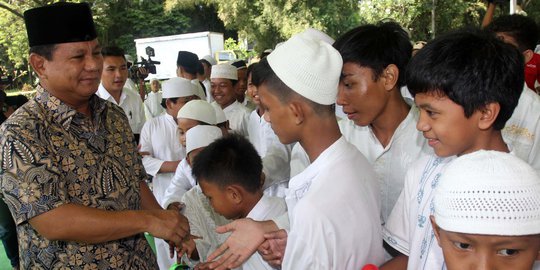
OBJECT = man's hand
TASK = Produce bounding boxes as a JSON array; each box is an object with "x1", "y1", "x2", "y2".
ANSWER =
[
  {"x1": 146, "y1": 209, "x2": 190, "y2": 248},
  {"x1": 204, "y1": 218, "x2": 268, "y2": 270},
  {"x1": 258, "y1": 229, "x2": 287, "y2": 268}
]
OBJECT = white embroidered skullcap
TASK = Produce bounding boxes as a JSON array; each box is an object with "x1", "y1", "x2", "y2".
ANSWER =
[
  {"x1": 201, "y1": 55, "x2": 217, "y2": 66},
  {"x1": 302, "y1": 28, "x2": 335, "y2": 45},
  {"x1": 211, "y1": 103, "x2": 227, "y2": 124},
  {"x1": 186, "y1": 125, "x2": 222, "y2": 154},
  {"x1": 434, "y1": 150, "x2": 540, "y2": 236},
  {"x1": 162, "y1": 77, "x2": 197, "y2": 99},
  {"x1": 210, "y1": 63, "x2": 238, "y2": 80},
  {"x1": 177, "y1": 100, "x2": 217, "y2": 125},
  {"x1": 191, "y1": 79, "x2": 207, "y2": 100},
  {"x1": 267, "y1": 31, "x2": 342, "y2": 105}
]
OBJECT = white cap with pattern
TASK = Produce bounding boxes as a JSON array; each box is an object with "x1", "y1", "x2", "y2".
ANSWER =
[
  {"x1": 177, "y1": 100, "x2": 217, "y2": 125},
  {"x1": 210, "y1": 63, "x2": 238, "y2": 80},
  {"x1": 212, "y1": 103, "x2": 227, "y2": 124},
  {"x1": 162, "y1": 77, "x2": 197, "y2": 99},
  {"x1": 186, "y1": 125, "x2": 222, "y2": 154},
  {"x1": 267, "y1": 31, "x2": 342, "y2": 105},
  {"x1": 434, "y1": 150, "x2": 540, "y2": 236},
  {"x1": 201, "y1": 55, "x2": 217, "y2": 66}
]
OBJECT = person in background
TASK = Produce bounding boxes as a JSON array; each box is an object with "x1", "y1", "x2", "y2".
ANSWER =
[
  {"x1": 177, "y1": 51, "x2": 207, "y2": 100},
  {"x1": 231, "y1": 60, "x2": 255, "y2": 111},
  {"x1": 144, "y1": 78, "x2": 164, "y2": 119},
  {"x1": 0, "y1": 3, "x2": 189, "y2": 269},
  {"x1": 200, "y1": 55, "x2": 217, "y2": 103}
]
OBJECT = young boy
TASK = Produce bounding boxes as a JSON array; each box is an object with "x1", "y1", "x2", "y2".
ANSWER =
[
  {"x1": 210, "y1": 63, "x2": 250, "y2": 136},
  {"x1": 192, "y1": 134, "x2": 287, "y2": 270},
  {"x1": 203, "y1": 31, "x2": 384, "y2": 270},
  {"x1": 431, "y1": 150, "x2": 540, "y2": 270},
  {"x1": 381, "y1": 30, "x2": 524, "y2": 269},
  {"x1": 162, "y1": 99, "x2": 218, "y2": 210}
]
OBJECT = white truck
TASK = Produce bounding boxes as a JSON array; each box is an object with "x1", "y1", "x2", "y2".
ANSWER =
[{"x1": 134, "y1": 31, "x2": 224, "y2": 80}]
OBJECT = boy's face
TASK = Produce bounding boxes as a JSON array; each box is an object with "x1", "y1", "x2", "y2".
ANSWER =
[
  {"x1": 258, "y1": 84, "x2": 298, "y2": 144},
  {"x1": 415, "y1": 92, "x2": 483, "y2": 157},
  {"x1": 101, "y1": 55, "x2": 128, "y2": 94},
  {"x1": 247, "y1": 73, "x2": 260, "y2": 105},
  {"x1": 235, "y1": 69, "x2": 247, "y2": 99},
  {"x1": 432, "y1": 219, "x2": 540, "y2": 270},
  {"x1": 199, "y1": 180, "x2": 240, "y2": 220},
  {"x1": 177, "y1": 118, "x2": 200, "y2": 147},
  {"x1": 337, "y1": 63, "x2": 392, "y2": 127},
  {"x1": 211, "y1": 78, "x2": 237, "y2": 109}
]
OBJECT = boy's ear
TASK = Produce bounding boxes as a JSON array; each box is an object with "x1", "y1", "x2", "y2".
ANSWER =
[
  {"x1": 226, "y1": 185, "x2": 243, "y2": 204},
  {"x1": 430, "y1": 215, "x2": 443, "y2": 247},
  {"x1": 478, "y1": 102, "x2": 500, "y2": 130},
  {"x1": 29, "y1": 53, "x2": 47, "y2": 79},
  {"x1": 382, "y1": 64, "x2": 399, "y2": 91},
  {"x1": 288, "y1": 100, "x2": 305, "y2": 126},
  {"x1": 260, "y1": 172, "x2": 266, "y2": 188},
  {"x1": 523, "y1": 49, "x2": 534, "y2": 63}
]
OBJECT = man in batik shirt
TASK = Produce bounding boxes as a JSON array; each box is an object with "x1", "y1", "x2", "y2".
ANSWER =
[{"x1": 0, "y1": 3, "x2": 189, "y2": 269}]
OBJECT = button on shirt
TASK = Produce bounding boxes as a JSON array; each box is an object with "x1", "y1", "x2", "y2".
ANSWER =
[
  {"x1": 96, "y1": 83, "x2": 146, "y2": 134},
  {"x1": 0, "y1": 85, "x2": 156, "y2": 269}
]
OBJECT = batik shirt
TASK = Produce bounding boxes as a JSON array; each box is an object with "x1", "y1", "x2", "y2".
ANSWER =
[{"x1": 0, "y1": 85, "x2": 157, "y2": 269}]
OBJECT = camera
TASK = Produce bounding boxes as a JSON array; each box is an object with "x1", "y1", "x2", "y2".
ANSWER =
[{"x1": 130, "y1": 46, "x2": 160, "y2": 80}]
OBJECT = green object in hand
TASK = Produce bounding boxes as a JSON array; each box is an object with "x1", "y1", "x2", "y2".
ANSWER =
[{"x1": 169, "y1": 263, "x2": 190, "y2": 270}]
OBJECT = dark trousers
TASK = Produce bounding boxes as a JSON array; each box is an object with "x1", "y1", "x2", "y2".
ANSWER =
[{"x1": 0, "y1": 199, "x2": 18, "y2": 267}]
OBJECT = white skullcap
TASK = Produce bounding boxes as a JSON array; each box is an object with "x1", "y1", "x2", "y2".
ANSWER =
[
  {"x1": 302, "y1": 28, "x2": 335, "y2": 45},
  {"x1": 201, "y1": 55, "x2": 217, "y2": 66},
  {"x1": 212, "y1": 103, "x2": 227, "y2": 124},
  {"x1": 177, "y1": 100, "x2": 217, "y2": 125},
  {"x1": 210, "y1": 63, "x2": 238, "y2": 80},
  {"x1": 434, "y1": 150, "x2": 540, "y2": 236},
  {"x1": 124, "y1": 54, "x2": 134, "y2": 64},
  {"x1": 162, "y1": 77, "x2": 198, "y2": 98},
  {"x1": 186, "y1": 125, "x2": 222, "y2": 154},
  {"x1": 191, "y1": 79, "x2": 207, "y2": 100},
  {"x1": 267, "y1": 32, "x2": 343, "y2": 105},
  {"x1": 413, "y1": 41, "x2": 427, "y2": 50}
]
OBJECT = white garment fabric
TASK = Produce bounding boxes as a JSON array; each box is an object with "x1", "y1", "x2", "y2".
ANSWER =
[
  {"x1": 139, "y1": 114, "x2": 185, "y2": 270},
  {"x1": 162, "y1": 158, "x2": 195, "y2": 209},
  {"x1": 203, "y1": 79, "x2": 213, "y2": 103},
  {"x1": 96, "y1": 84, "x2": 146, "y2": 134},
  {"x1": 289, "y1": 142, "x2": 310, "y2": 178},
  {"x1": 383, "y1": 156, "x2": 454, "y2": 270},
  {"x1": 213, "y1": 101, "x2": 250, "y2": 137},
  {"x1": 282, "y1": 137, "x2": 384, "y2": 269},
  {"x1": 192, "y1": 79, "x2": 207, "y2": 100},
  {"x1": 502, "y1": 85, "x2": 540, "y2": 175},
  {"x1": 243, "y1": 195, "x2": 287, "y2": 270},
  {"x1": 339, "y1": 106, "x2": 432, "y2": 223},
  {"x1": 181, "y1": 185, "x2": 232, "y2": 263},
  {"x1": 144, "y1": 91, "x2": 164, "y2": 119},
  {"x1": 124, "y1": 78, "x2": 138, "y2": 94},
  {"x1": 247, "y1": 110, "x2": 291, "y2": 198}
]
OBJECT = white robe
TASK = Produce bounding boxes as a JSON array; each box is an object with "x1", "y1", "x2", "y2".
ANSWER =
[
  {"x1": 282, "y1": 137, "x2": 384, "y2": 270},
  {"x1": 162, "y1": 158, "x2": 195, "y2": 209},
  {"x1": 96, "y1": 84, "x2": 146, "y2": 134},
  {"x1": 144, "y1": 91, "x2": 164, "y2": 119},
  {"x1": 139, "y1": 113, "x2": 185, "y2": 270},
  {"x1": 247, "y1": 110, "x2": 291, "y2": 197},
  {"x1": 214, "y1": 101, "x2": 250, "y2": 137}
]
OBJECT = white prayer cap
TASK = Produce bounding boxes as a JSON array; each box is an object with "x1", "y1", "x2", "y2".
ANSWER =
[
  {"x1": 302, "y1": 28, "x2": 335, "y2": 44},
  {"x1": 191, "y1": 80, "x2": 207, "y2": 100},
  {"x1": 267, "y1": 32, "x2": 342, "y2": 105},
  {"x1": 162, "y1": 77, "x2": 197, "y2": 99},
  {"x1": 210, "y1": 63, "x2": 238, "y2": 80},
  {"x1": 177, "y1": 100, "x2": 217, "y2": 125},
  {"x1": 212, "y1": 103, "x2": 227, "y2": 124},
  {"x1": 124, "y1": 54, "x2": 134, "y2": 64},
  {"x1": 434, "y1": 150, "x2": 540, "y2": 236},
  {"x1": 186, "y1": 125, "x2": 222, "y2": 154},
  {"x1": 201, "y1": 55, "x2": 217, "y2": 66}
]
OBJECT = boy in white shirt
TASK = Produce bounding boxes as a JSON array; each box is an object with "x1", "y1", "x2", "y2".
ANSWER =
[
  {"x1": 201, "y1": 30, "x2": 384, "y2": 270},
  {"x1": 431, "y1": 150, "x2": 540, "y2": 270},
  {"x1": 381, "y1": 30, "x2": 525, "y2": 270}
]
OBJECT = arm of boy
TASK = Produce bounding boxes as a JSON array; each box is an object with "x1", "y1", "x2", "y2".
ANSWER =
[{"x1": 257, "y1": 229, "x2": 288, "y2": 267}]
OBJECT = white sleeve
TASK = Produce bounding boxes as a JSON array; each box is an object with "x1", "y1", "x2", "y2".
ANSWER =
[
  {"x1": 134, "y1": 99, "x2": 146, "y2": 134},
  {"x1": 162, "y1": 161, "x2": 194, "y2": 209},
  {"x1": 289, "y1": 143, "x2": 310, "y2": 178},
  {"x1": 382, "y1": 167, "x2": 416, "y2": 256},
  {"x1": 139, "y1": 121, "x2": 164, "y2": 176},
  {"x1": 271, "y1": 212, "x2": 290, "y2": 231},
  {"x1": 261, "y1": 123, "x2": 291, "y2": 189}
]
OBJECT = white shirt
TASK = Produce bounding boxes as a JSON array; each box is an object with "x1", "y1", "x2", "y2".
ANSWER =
[
  {"x1": 502, "y1": 86, "x2": 540, "y2": 175},
  {"x1": 339, "y1": 106, "x2": 432, "y2": 223},
  {"x1": 144, "y1": 91, "x2": 164, "y2": 119},
  {"x1": 124, "y1": 78, "x2": 138, "y2": 94},
  {"x1": 282, "y1": 137, "x2": 384, "y2": 270},
  {"x1": 383, "y1": 156, "x2": 454, "y2": 270},
  {"x1": 247, "y1": 110, "x2": 291, "y2": 197},
  {"x1": 162, "y1": 158, "x2": 195, "y2": 209},
  {"x1": 96, "y1": 84, "x2": 146, "y2": 134},
  {"x1": 243, "y1": 195, "x2": 287, "y2": 270},
  {"x1": 203, "y1": 79, "x2": 213, "y2": 103},
  {"x1": 139, "y1": 114, "x2": 185, "y2": 206},
  {"x1": 214, "y1": 101, "x2": 250, "y2": 137}
]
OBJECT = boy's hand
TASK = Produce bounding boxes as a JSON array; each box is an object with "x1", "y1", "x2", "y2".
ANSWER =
[
  {"x1": 258, "y1": 229, "x2": 287, "y2": 267},
  {"x1": 177, "y1": 235, "x2": 201, "y2": 259}
]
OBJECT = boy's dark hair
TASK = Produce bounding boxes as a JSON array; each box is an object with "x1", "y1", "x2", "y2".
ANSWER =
[
  {"x1": 333, "y1": 22, "x2": 412, "y2": 88},
  {"x1": 407, "y1": 29, "x2": 523, "y2": 130},
  {"x1": 251, "y1": 58, "x2": 334, "y2": 115},
  {"x1": 246, "y1": 62, "x2": 258, "y2": 79},
  {"x1": 29, "y1": 44, "x2": 57, "y2": 60},
  {"x1": 486, "y1": 14, "x2": 539, "y2": 51},
  {"x1": 192, "y1": 134, "x2": 262, "y2": 193},
  {"x1": 101, "y1": 46, "x2": 126, "y2": 59}
]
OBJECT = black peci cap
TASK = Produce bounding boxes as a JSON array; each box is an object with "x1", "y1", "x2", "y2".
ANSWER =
[{"x1": 24, "y1": 2, "x2": 97, "y2": 47}]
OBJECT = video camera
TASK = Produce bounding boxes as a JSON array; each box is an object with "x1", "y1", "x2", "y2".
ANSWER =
[{"x1": 130, "y1": 46, "x2": 160, "y2": 80}]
